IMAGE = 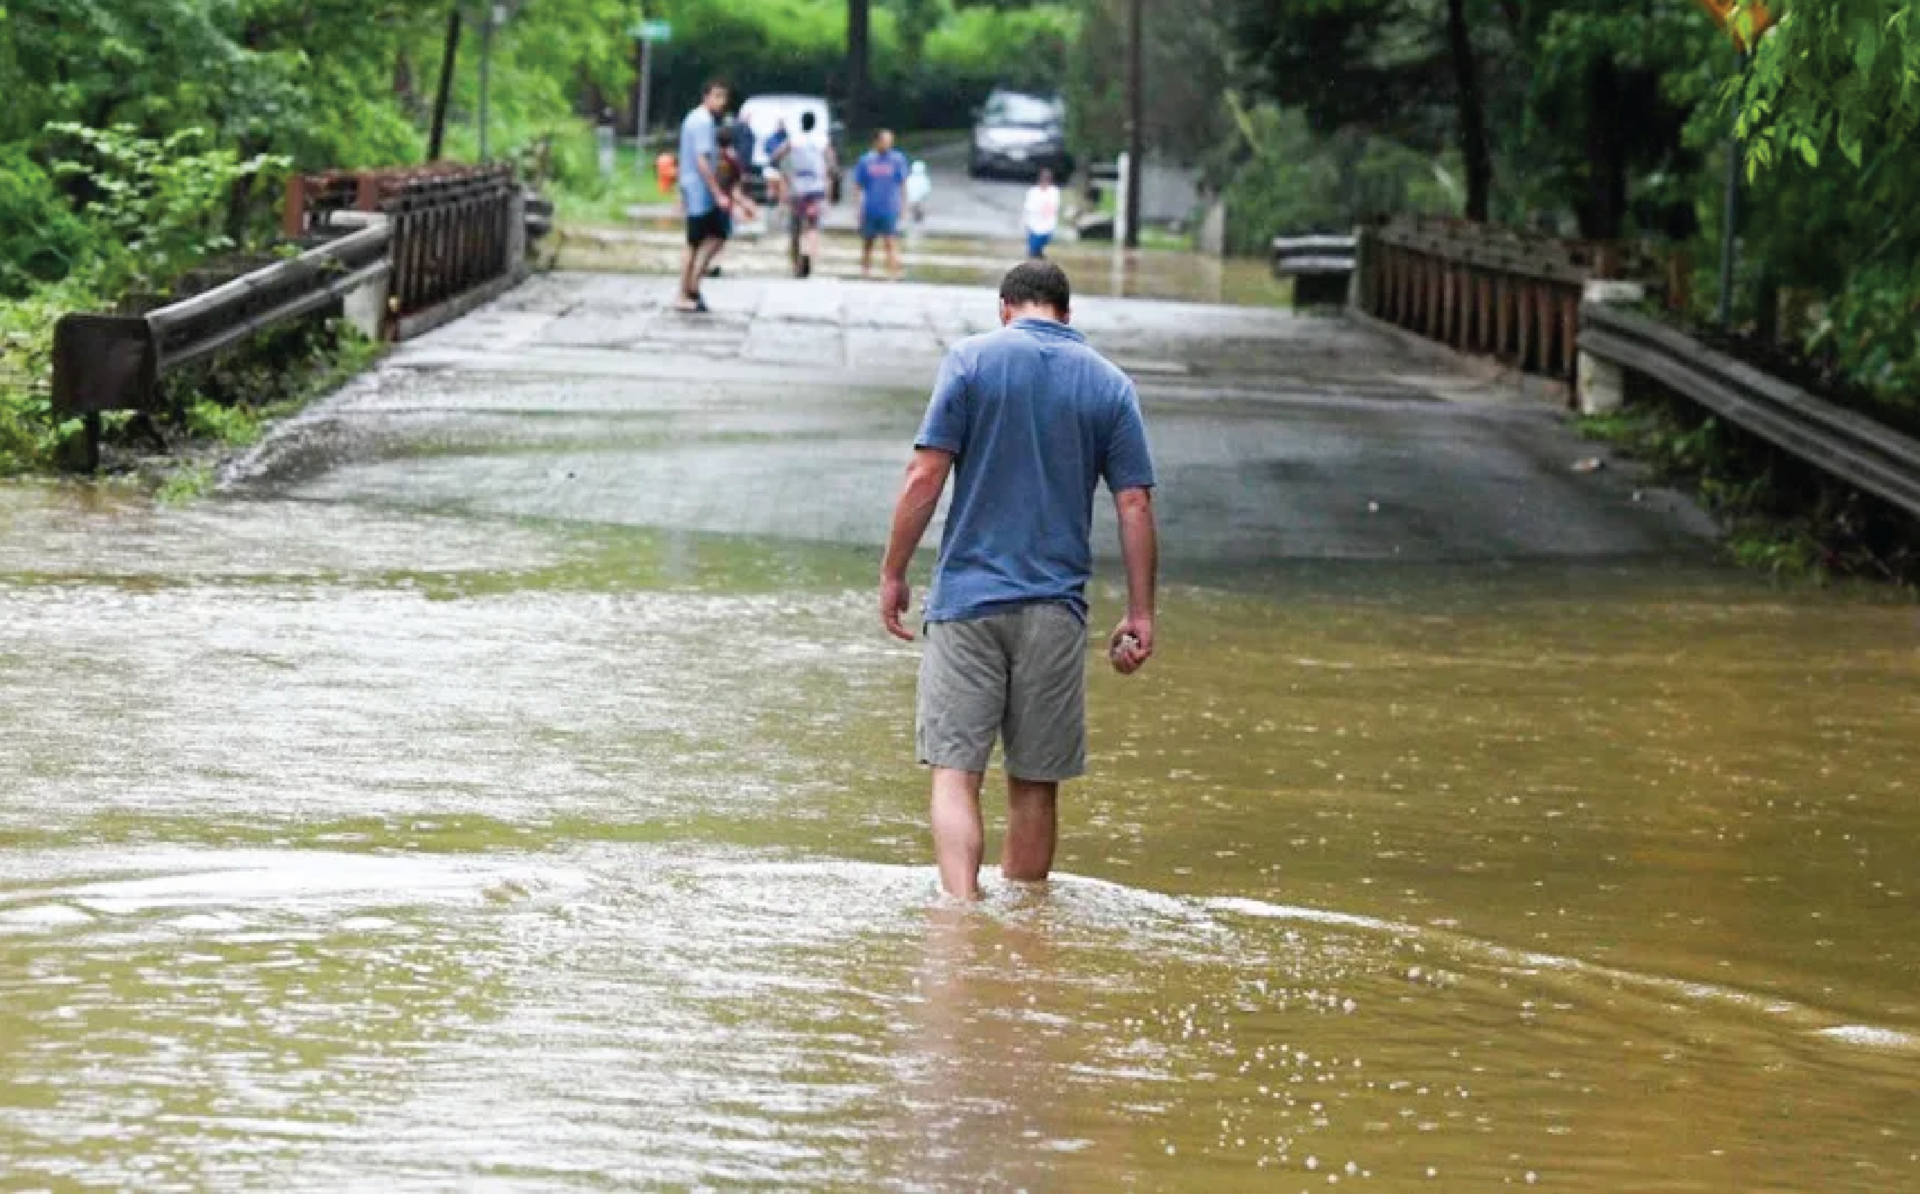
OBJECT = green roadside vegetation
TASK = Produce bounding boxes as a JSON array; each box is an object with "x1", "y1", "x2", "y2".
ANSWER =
[{"x1": 1580, "y1": 395, "x2": 1918, "y2": 588}]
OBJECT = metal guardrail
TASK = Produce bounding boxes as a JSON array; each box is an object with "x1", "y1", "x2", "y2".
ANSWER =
[
  {"x1": 1357, "y1": 217, "x2": 1641, "y2": 384},
  {"x1": 1272, "y1": 233, "x2": 1356, "y2": 306},
  {"x1": 1580, "y1": 302, "x2": 1920, "y2": 520},
  {"x1": 51, "y1": 162, "x2": 536, "y2": 472},
  {"x1": 51, "y1": 225, "x2": 392, "y2": 470}
]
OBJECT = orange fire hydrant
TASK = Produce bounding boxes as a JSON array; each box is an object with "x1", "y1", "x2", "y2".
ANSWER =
[{"x1": 655, "y1": 152, "x2": 678, "y2": 195}]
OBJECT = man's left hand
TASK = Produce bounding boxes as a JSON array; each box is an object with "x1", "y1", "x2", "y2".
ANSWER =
[{"x1": 880, "y1": 574, "x2": 914, "y2": 641}]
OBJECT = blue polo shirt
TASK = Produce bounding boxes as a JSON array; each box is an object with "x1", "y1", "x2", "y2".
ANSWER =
[{"x1": 914, "y1": 317, "x2": 1156, "y2": 623}]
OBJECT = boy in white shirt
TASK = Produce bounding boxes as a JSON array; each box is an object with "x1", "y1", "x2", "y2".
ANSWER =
[{"x1": 1022, "y1": 168, "x2": 1061, "y2": 259}]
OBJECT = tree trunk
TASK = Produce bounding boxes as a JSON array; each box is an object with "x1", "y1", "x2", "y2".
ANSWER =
[
  {"x1": 847, "y1": 0, "x2": 870, "y2": 138},
  {"x1": 1444, "y1": 0, "x2": 1493, "y2": 221},
  {"x1": 1581, "y1": 59, "x2": 1629, "y2": 239},
  {"x1": 428, "y1": 7, "x2": 463, "y2": 163}
]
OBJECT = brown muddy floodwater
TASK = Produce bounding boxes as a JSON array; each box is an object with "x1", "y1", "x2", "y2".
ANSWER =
[
  {"x1": 1, "y1": 482, "x2": 1916, "y2": 1192},
  {"x1": 2, "y1": 272, "x2": 1919, "y2": 1191}
]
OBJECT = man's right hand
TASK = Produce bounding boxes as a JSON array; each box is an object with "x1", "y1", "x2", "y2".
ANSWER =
[
  {"x1": 881, "y1": 574, "x2": 914, "y2": 642},
  {"x1": 1109, "y1": 614, "x2": 1154, "y2": 675},
  {"x1": 715, "y1": 193, "x2": 733, "y2": 213}
]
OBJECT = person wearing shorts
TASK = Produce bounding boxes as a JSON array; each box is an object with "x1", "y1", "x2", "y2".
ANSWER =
[
  {"x1": 880, "y1": 260, "x2": 1160, "y2": 900},
  {"x1": 676, "y1": 80, "x2": 731, "y2": 313},
  {"x1": 775, "y1": 110, "x2": 835, "y2": 278},
  {"x1": 854, "y1": 129, "x2": 910, "y2": 279}
]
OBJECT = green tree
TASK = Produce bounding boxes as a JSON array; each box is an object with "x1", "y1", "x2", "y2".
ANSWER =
[{"x1": 1733, "y1": 0, "x2": 1920, "y2": 171}]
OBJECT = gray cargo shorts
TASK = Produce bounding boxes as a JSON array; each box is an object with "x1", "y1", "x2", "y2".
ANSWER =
[{"x1": 916, "y1": 602, "x2": 1088, "y2": 782}]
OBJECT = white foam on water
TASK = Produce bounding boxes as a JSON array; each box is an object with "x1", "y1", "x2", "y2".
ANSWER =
[
  {"x1": 0, "y1": 903, "x2": 95, "y2": 932},
  {"x1": 1814, "y1": 1025, "x2": 1920, "y2": 1052},
  {"x1": 1205, "y1": 895, "x2": 1399, "y2": 933}
]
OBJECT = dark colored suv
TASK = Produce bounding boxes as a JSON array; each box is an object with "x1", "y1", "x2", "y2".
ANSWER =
[{"x1": 968, "y1": 89, "x2": 1073, "y2": 181}]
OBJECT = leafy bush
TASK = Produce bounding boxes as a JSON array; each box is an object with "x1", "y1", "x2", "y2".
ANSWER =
[
  {"x1": 1220, "y1": 104, "x2": 1460, "y2": 255},
  {"x1": 0, "y1": 146, "x2": 92, "y2": 298},
  {"x1": 917, "y1": 5, "x2": 1078, "y2": 123},
  {"x1": 0, "y1": 279, "x2": 99, "y2": 474},
  {"x1": 44, "y1": 124, "x2": 288, "y2": 293}
]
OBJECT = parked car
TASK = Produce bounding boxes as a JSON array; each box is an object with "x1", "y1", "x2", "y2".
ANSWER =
[
  {"x1": 736, "y1": 93, "x2": 843, "y2": 206},
  {"x1": 969, "y1": 89, "x2": 1073, "y2": 181}
]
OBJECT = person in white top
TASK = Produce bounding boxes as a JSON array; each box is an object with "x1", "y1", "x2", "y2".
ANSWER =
[
  {"x1": 1022, "y1": 168, "x2": 1062, "y2": 259},
  {"x1": 773, "y1": 110, "x2": 837, "y2": 278},
  {"x1": 906, "y1": 160, "x2": 933, "y2": 225}
]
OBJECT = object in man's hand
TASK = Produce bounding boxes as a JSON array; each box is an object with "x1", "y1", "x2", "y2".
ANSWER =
[{"x1": 1110, "y1": 633, "x2": 1140, "y2": 661}]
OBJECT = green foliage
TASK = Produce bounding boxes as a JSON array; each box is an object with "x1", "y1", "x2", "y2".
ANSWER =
[
  {"x1": 0, "y1": 146, "x2": 91, "y2": 297},
  {"x1": 1218, "y1": 104, "x2": 1458, "y2": 255},
  {"x1": 1578, "y1": 386, "x2": 1918, "y2": 583},
  {"x1": 0, "y1": 277, "x2": 98, "y2": 473},
  {"x1": 45, "y1": 123, "x2": 288, "y2": 291},
  {"x1": 921, "y1": 4, "x2": 1077, "y2": 101},
  {"x1": 1733, "y1": 0, "x2": 1920, "y2": 173},
  {"x1": 1068, "y1": 0, "x2": 1233, "y2": 163},
  {"x1": 155, "y1": 463, "x2": 215, "y2": 504}
]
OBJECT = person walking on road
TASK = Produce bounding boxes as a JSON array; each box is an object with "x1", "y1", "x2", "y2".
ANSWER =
[
  {"x1": 676, "y1": 80, "x2": 731, "y2": 313},
  {"x1": 854, "y1": 129, "x2": 911, "y2": 279},
  {"x1": 1023, "y1": 168, "x2": 1061, "y2": 259},
  {"x1": 774, "y1": 110, "x2": 836, "y2": 278},
  {"x1": 880, "y1": 260, "x2": 1159, "y2": 900},
  {"x1": 906, "y1": 160, "x2": 933, "y2": 226}
]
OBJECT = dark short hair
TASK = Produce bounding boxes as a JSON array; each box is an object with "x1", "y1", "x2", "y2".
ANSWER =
[
  {"x1": 1000, "y1": 260, "x2": 1071, "y2": 315},
  {"x1": 800, "y1": 111, "x2": 818, "y2": 131},
  {"x1": 716, "y1": 123, "x2": 734, "y2": 147},
  {"x1": 704, "y1": 79, "x2": 729, "y2": 98}
]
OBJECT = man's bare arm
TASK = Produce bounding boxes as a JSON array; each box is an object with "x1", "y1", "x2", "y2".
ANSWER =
[
  {"x1": 880, "y1": 449, "x2": 954, "y2": 640},
  {"x1": 1110, "y1": 486, "x2": 1158, "y2": 673}
]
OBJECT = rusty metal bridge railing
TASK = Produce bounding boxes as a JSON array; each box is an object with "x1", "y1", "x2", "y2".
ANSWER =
[{"x1": 1356, "y1": 217, "x2": 1636, "y2": 389}]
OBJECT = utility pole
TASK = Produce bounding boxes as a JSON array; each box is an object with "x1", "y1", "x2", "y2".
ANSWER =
[
  {"x1": 1124, "y1": 0, "x2": 1144, "y2": 249},
  {"x1": 634, "y1": 35, "x2": 654, "y2": 157},
  {"x1": 478, "y1": 5, "x2": 496, "y2": 160},
  {"x1": 848, "y1": 0, "x2": 870, "y2": 139},
  {"x1": 427, "y1": 6, "x2": 464, "y2": 161}
]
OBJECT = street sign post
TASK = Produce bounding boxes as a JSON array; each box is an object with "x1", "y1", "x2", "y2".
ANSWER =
[{"x1": 632, "y1": 20, "x2": 672, "y2": 161}]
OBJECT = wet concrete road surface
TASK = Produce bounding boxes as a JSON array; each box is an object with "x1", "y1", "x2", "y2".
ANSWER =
[{"x1": 2, "y1": 273, "x2": 1918, "y2": 1190}]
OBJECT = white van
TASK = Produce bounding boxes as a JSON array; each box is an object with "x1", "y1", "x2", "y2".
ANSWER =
[{"x1": 736, "y1": 94, "x2": 839, "y2": 203}]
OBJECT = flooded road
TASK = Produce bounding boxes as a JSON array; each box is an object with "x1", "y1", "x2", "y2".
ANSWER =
[{"x1": 2, "y1": 275, "x2": 1917, "y2": 1189}]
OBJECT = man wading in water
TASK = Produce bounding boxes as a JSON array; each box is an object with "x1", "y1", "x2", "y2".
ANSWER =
[{"x1": 880, "y1": 261, "x2": 1159, "y2": 900}]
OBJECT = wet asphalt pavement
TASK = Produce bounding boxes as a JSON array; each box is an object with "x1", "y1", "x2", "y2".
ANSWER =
[{"x1": 236, "y1": 272, "x2": 1712, "y2": 563}]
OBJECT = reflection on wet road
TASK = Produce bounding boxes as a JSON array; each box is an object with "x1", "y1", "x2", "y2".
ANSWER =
[{"x1": 1, "y1": 275, "x2": 1917, "y2": 1189}]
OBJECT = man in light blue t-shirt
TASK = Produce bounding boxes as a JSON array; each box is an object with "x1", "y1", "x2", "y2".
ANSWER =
[
  {"x1": 853, "y1": 129, "x2": 911, "y2": 279},
  {"x1": 676, "y1": 80, "x2": 730, "y2": 313},
  {"x1": 880, "y1": 260, "x2": 1160, "y2": 900}
]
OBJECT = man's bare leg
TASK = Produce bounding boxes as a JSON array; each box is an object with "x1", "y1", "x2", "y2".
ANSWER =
[
  {"x1": 930, "y1": 767, "x2": 986, "y2": 899},
  {"x1": 884, "y1": 235, "x2": 901, "y2": 280},
  {"x1": 1002, "y1": 777, "x2": 1058, "y2": 882},
  {"x1": 677, "y1": 243, "x2": 701, "y2": 305},
  {"x1": 691, "y1": 235, "x2": 726, "y2": 288},
  {"x1": 861, "y1": 237, "x2": 875, "y2": 278}
]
